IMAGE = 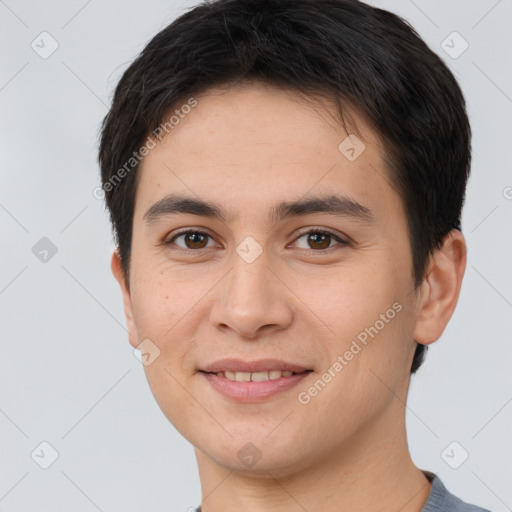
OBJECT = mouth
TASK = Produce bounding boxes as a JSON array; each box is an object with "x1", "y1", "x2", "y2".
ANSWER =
[
  {"x1": 202, "y1": 369, "x2": 310, "y2": 382},
  {"x1": 200, "y1": 358, "x2": 312, "y2": 375},
  {"x1": 198, "y1": 359, "x2": 314, "y2": 403}
]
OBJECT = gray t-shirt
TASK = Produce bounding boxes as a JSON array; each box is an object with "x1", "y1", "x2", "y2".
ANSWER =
[
  {"x1": 421, "y1": 471, "x2": 491, "y2": 511},
  {"x1": 194, "y1": 471, "x2": 491, "y2": 511}
]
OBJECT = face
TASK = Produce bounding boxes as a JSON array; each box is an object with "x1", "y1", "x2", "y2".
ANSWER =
[{"x1": 114, "y1": 83, "x2": 425, "y2": 476}]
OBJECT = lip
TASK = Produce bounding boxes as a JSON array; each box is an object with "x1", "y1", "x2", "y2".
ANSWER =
[
  {"x1": 201, "y1": 358, "x2": 311, "y2": 374},
  {"x1": 200, "y1": 370, "x2": 313, "y2": 403}
]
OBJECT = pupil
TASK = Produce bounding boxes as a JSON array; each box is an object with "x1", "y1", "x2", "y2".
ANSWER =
[
  {"x1": 309, "y1": 233, "x2": 329, "y2": 249},
  {"x1": 187, "y1": 233, "x2": 206, "y2": 248}
]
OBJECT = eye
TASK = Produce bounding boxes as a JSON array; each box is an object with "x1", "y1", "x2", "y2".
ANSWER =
[
  {"x1": 165, "y1": 229, "x2": 216, "y2": 250},
  {"x1": 292, "y1": 228, "x2": 348, "y2": 252}
]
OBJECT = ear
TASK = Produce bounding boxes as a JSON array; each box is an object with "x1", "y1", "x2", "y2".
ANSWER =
[
  {"x1": 413, "y1": 230, "x2": 467, "y2": 345},
  {"x1": 111, "y1": 249, "x2": 139, "y2": 349}
]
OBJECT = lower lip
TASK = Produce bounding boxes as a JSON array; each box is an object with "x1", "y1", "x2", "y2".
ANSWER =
[{"x1": 200, "y1": 371, "x2": 313, "y2": 403}]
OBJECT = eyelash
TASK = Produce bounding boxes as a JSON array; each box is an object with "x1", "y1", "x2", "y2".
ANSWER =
[{"x1": 163, "y1": 227, "x2": 349, "y2": 254}]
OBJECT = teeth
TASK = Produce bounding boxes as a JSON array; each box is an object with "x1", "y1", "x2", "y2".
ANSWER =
[
  {"x1": 217, "y1": 370, "x2": 296, "y2": 381},
  {"x1": 251, "y1": 371, "x2": 270, "y2": 382}
]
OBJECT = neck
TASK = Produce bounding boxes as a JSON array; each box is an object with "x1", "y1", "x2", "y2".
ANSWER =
[{"x1": 194, "y1": 398, "x2": 431, "y2": 512}]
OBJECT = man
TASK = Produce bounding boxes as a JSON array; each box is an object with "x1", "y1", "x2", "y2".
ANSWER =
[{"x1": 98, "y1": 0, "x2": 490, "y2": 510}]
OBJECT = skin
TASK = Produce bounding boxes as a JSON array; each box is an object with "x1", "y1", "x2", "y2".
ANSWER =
[{"x1": 111, "y1": 82, "x2": 467, "y2": 512}]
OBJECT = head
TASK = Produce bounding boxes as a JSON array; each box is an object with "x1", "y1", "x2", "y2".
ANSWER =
[{"x1": 98, "y1": 0, "x2": 469, "y2": 475}]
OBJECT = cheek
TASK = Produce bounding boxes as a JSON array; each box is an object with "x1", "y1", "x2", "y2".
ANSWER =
[
  {"x1": 296, "y1": 257, "x2": 412, "y2": 379},
  {"x1": 293, "y1": 260, "x2": 400, "y2": 334},
  {"x1": 130, "y1": 260, "x2": 196, "y2": 335},
  {"x1": 129, "y1": 264, "x2": 210, "y2": 373},
  {"x1": 130, "y1": 269, "x2": 199, "y2": 429}
]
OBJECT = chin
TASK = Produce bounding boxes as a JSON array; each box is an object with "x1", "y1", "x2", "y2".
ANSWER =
[{"x1": 197, "y1": 431, "x2": 318, "y2": 478}]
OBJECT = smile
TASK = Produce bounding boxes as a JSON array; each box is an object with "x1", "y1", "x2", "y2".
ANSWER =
[{"x1": 200, "y1": 369, "x2": 313, "y2": 403}]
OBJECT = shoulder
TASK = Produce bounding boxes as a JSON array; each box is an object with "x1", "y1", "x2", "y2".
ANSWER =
[
  {"x1": 194, "y1": 473, "x2": 492, "y2": 512},
  {"x1": 421, "y1": 471, "x2": 492, "y2": 512}
]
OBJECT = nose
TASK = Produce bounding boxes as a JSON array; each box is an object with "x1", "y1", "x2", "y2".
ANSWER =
[{"x1": 209, "y1": 248, "x2": 294, "y2": 339}]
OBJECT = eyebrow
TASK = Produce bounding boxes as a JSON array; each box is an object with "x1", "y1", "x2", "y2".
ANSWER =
[{"x1": 142, "y1": 193, "x2": 375, "y2": 226}]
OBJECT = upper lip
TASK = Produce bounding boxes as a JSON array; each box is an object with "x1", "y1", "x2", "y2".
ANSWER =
[{"x1": 201, "y1": 358, "x2": 312, "y2": 374}]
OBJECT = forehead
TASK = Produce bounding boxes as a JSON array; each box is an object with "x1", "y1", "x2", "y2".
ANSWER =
[{"x1": 134, "y1": 83, "x2": 401, "y2": 225}]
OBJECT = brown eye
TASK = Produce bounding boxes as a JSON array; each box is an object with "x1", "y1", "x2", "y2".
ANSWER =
[
  {"x1": 306, "y1": 232, "x2": 332, "y2": 250},
  {"x1": 167, "y1": 230, "x2": 214, "y2": 250},
  {"x1": 183, "y1": 232, "x2": 209, "y2": 249},
  {"x1": 294, "y1": 229, "x2": 347, "y2": 252}
]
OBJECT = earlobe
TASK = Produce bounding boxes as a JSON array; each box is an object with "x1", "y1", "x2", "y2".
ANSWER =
[
  {"x1": 110, "y1": 249, "x2": 139, "y2": 348},
  {"x1": 413, "y1": 230, "x2": 467, "y2": 345}
]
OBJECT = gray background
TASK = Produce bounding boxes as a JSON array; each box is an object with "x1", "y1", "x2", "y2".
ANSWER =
[{"x1": 0, "y1": 0, "x2": 511, "y2": 510}]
